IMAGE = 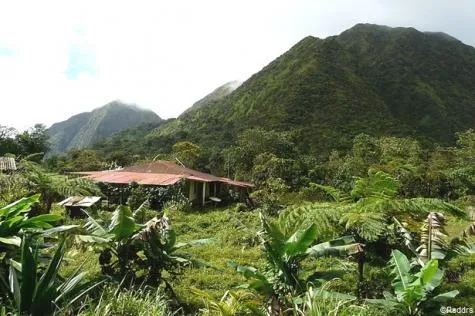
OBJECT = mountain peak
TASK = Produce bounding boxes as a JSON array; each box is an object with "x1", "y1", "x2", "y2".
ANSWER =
[
  {"x1": 48, "y1": 102, "x2": 162, "y2": 156},
  {"x1": 340, "y1": 23, "x2": 462, "y2": 44},
  {"x1": 98, "y1": 100, "x2": 142, "y2": 111},
  {"x1": 181, "y1": 80, "x2": 243, "y2": 115}
]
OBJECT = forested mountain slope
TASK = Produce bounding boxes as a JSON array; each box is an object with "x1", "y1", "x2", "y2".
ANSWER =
[{"x1": 147, "y1": 23, "x2": 475, "y2": 154}]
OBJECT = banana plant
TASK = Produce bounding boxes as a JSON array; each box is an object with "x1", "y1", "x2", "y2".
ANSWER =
[
  {"x1": 0, "y1": 193, "x2": 79, "y2": 286},
  {"x1": 77, "y1": 206, "x2": 211, "y2": 286},
  {"x1": 369, "y1": 250, "x2": 459, "y2": 315},
  {"x1": 394, "y1": 212, "x2": 474, "y2": 266},
  {"x1": 3, "y1": 235, "x2": 105, "y2": 316},
  {"x1": 76, "y1": 205, "x2": 145, "y2": 278},
  {"x1": 133, "y1": 215, "x2": 212, "y2": 286},
  {"x1": 0, "y1": 194, "x2": 62, "y2": 248},
  {"x1": 230, "y1": 212, "x2": 363, "y2": 315}
]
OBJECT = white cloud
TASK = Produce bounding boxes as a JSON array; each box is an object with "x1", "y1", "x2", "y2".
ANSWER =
[{"x1": 0, "y1": 0, "x2": 474, "y2": 130}]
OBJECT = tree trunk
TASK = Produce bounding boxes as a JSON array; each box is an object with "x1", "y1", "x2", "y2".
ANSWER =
[
  {"x1": 356, "y1": 252, "x2": 365, "y2": 299},
  {"x1": 268, "y1": 295, "x2": 283, "y2": 316}
]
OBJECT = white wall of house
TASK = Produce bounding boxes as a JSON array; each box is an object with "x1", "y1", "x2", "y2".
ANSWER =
[
  {"x1": 189, "y1": 181, "x2": 197, "y2": 201},
  {"x1": 188, "y1": 180, "x2": 210, "y2": 205}
]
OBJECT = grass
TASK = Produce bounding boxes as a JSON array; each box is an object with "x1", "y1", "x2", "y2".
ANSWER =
[
  {"x1": 168, "y1": 206, "x2": 265, "y2": 311},
  {"x1": 298, "y1": 286, "x2": 393, "y2": 316},
  {"x1": 78, "y1": 285, "x2": 171, "y2": 316}
]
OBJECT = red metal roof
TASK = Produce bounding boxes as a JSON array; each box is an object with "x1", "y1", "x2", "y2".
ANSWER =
[
  {"x1": 81, "y1": 171, "x2": 182, "y2": 186},
  {"x1": 120, "y1": 160, "x2": 223, "y2": 181},
  {"x1": 76, "y1": 160, "x2": 253, "y2": 188}
]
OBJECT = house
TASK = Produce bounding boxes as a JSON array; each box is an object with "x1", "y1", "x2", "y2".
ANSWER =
[
  {"x1": 0, "y1": 157, "x2": 16, "y2": 172},
  {"x1": 76, "y1": 160, "x2": 253, "y2": 206}
]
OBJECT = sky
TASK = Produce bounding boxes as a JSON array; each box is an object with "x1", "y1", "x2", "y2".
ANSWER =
[{"x1": 1, "y1": 0, "x2": 475, "y2": 131}]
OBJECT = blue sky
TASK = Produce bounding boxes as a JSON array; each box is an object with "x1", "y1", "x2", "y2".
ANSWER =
[
  {"x1": 65, "y1": 45, "x2": 97, "y2": 79},
  {"x1": 1, "y1": 0, "x2": 475, "y2": 131},
  {"x1": 0, "y1": 47, "x2": 13, "y2": 56}
]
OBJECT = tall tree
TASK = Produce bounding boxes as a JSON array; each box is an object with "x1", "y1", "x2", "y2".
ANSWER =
[
  {"x1": 15, "y1": 124, "x2": 50, "y2": 160},
  {"x1": 0, "y1": 125, "x2": 20, "y2": 156},
  {"x1": 171, "y1": 141, "x2": 201, "y2": 168}
]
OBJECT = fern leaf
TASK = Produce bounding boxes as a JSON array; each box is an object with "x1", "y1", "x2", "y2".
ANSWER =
[
  {"x1": 351, "y1": 171, "x2": 399, "y2": 200},
  {"x1": 309, "y1": 183, "x2": 352, "y2": 203}
]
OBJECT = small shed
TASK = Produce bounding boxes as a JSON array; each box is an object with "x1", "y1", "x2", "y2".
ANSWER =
[
  {"x1": 0, "y1": 157, "x2": 16, "y2": 172},
  {"x1": 58, "y1": 196, "x2": 101, "y2": 218}
]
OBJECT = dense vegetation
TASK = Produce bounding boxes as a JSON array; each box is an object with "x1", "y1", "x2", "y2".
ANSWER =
[
  {"x1": 0, "y1": 124, "x2": 49, "y2": 161},
  {"x1": 1, "y1": 128, "x2": 475, "y2": 315},
  {"x1": 0, "y1": 161, "x2": 473, "y2": 315}
]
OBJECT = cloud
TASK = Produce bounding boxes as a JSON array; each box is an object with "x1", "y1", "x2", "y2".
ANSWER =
[{"x1": 0, "y1": 0, "x2": 474, "y2": 131}]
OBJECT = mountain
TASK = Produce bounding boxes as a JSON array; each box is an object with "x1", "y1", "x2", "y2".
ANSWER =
[
  {"x1": 144, "y1": 24, "x2": 475, "y2": 155},
  {"x1": 182, "y1": 80, "x2": 242, "y2": 114},
  {"x1": 48, "y1": 101, "x2": 162, "y2": 155}
]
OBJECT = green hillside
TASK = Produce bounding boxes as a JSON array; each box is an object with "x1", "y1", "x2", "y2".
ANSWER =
[
  {"x1": 65, "y1": 23, "x2": 475, "y2": 180},
  {"x1": 182, "y1": 80, "x2": 242, "y2": 114},
  {"x1": 48, "y1": 101, "x2": 162, "y2": 155},
  {"x1": 147, "y1": 24, "x2": 475, "y2": 154}
]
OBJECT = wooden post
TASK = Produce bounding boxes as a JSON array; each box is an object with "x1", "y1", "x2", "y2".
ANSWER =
[
  {"x1": 214, "y1": 182, "x2": 217, "y2": 196},
  {"x1": 202, "y1": 182, "x2": 206, "y2": 206},
  {"x1": 189, "y1": 181, "x2": 193, "y2": 200}
]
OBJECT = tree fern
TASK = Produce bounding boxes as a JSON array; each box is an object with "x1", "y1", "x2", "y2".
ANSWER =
[
  {"x1": 339, "y1": 210, "x2": 386, "y2": 241},
  {"x1": 309, "y1": 183, "x2": 352, "y2": 203},
  {"x1": 298, "y1": 171, "x2": 466, "y2": 243},
  {"x1": 277, "y1": 203, "x2": 342, "y2": 241},
  {"x1": 351, "y1": 170, "x2": 399, "y2": 199},
  {"x1": 390, "y1": 198, "x2": 465, "y2": 218},
  {"x1": 19, "y1": 161, "x2": 100, "y2": 212}
]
